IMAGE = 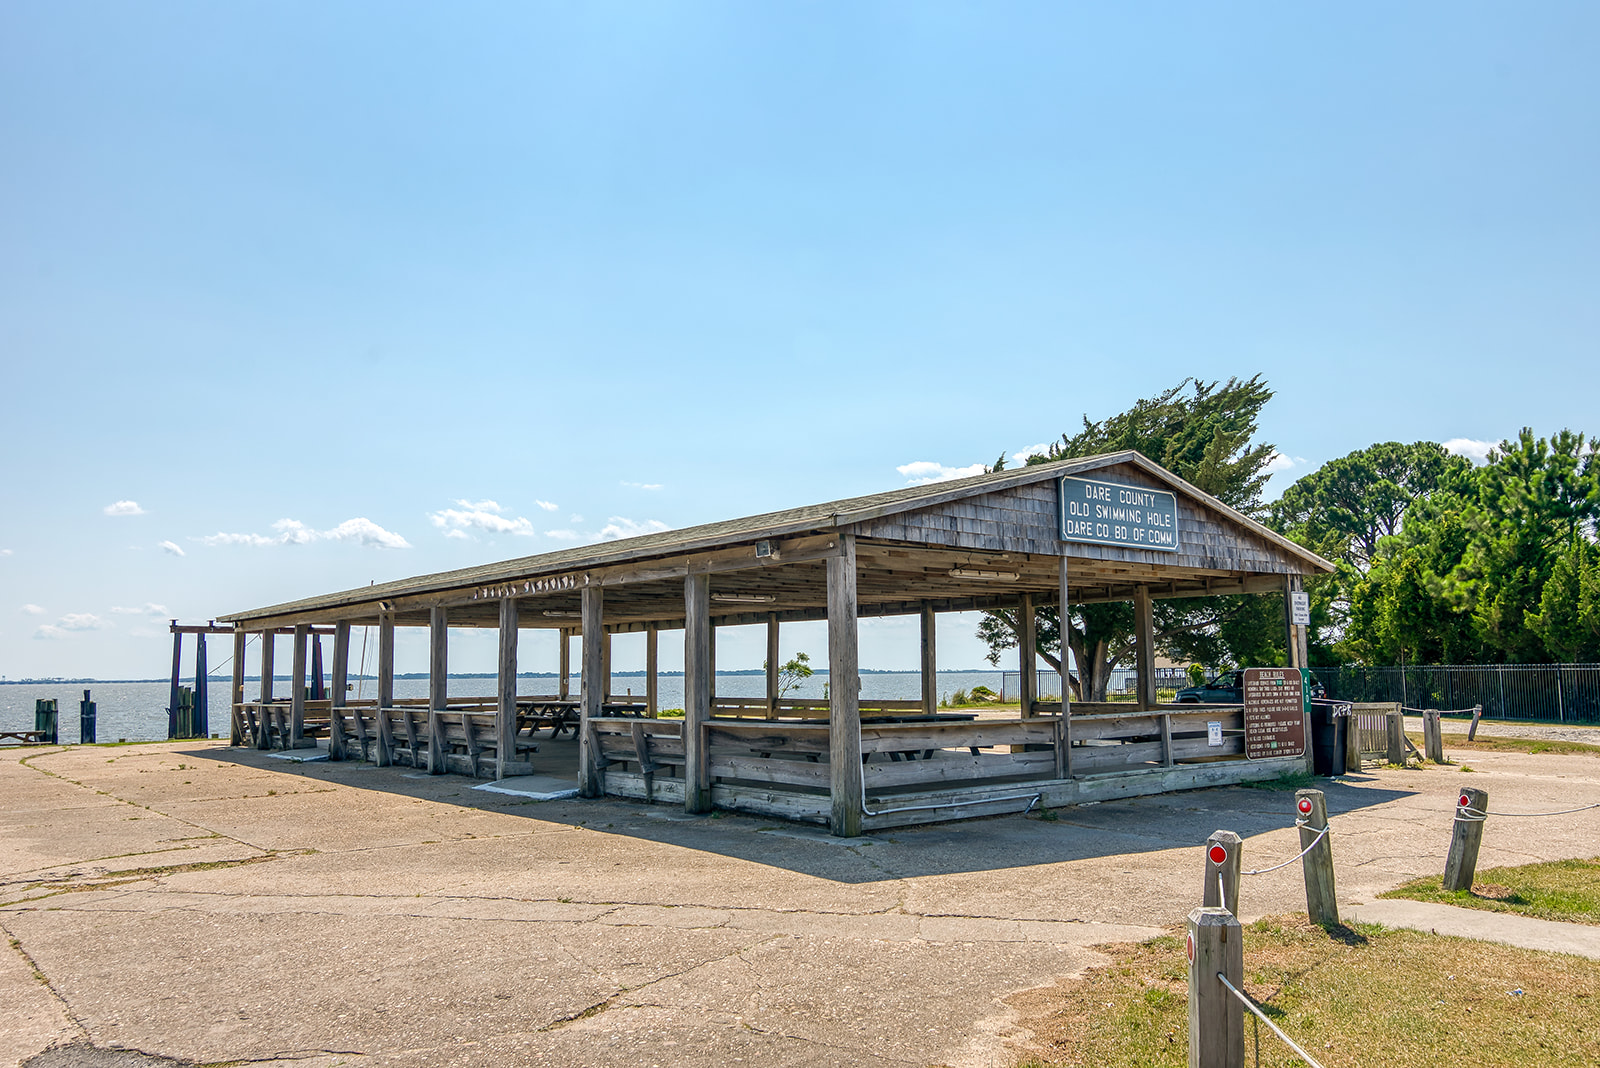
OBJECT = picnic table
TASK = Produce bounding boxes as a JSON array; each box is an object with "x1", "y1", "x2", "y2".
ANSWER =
[{"x1": 0, "y1": 730, "x2": 49, "y2": 747}]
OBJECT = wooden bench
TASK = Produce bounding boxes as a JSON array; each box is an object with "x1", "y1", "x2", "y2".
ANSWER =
[{"x1": 0, "y1": 730, "x2": 49, "y2": 746}]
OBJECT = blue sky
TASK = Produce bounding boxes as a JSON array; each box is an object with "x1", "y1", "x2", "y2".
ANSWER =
[{"x1": 3, "y1": 2, "x2": 1597, "y2": 680}]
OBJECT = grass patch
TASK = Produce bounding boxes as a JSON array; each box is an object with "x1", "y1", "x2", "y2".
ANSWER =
[
  {"x1": 1381, "y1": 857, "x2": 1600, "y2": 925},
  {"x1": 1430, "y1": 732, "x2": 1600, "y2": 757},
  {"x1": 1242, "y1": 770, "x2": 1317, "y2": 792},
  {"x1": 1008, "y1": 914, "x2": 1600, "y2": 1067}
]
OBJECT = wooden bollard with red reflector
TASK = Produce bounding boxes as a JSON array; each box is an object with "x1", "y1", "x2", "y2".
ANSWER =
[
  {"x1": 1443, "y1": 786, "x2": 1488, "y2": 892},
  {"x1": 1296, "y1": 789, "x2": 1339, "y2": 926},
  {"x1": 1187, "y1": 906, "x2": 1244, "y2": 1068},
  {"x1": 1202, "y1": 830, "x2": 1242, "y2": 917}
]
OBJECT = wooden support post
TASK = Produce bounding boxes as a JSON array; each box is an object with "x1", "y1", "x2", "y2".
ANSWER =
[
  {"x1": 1386, "y1": 708, "x2": 1405, "y2": 766},
  {"x1": 428, "y1": 608, "x2": 447, "y2": 774},
  {"x1": 828, "y1": 534, "x2": 864, "y2": 838},
  {"x1": 579, "y1": 586, "x2": 604, "y2": 798},
  {"x1": 1187, "y1": 907, "x2": 1244, "y2": 1068},
  {"x1": 329, "y1": 622, "x2": 350, "y2": 760},
  {"x1": 1133, "y1": 584, "x2": 1157, "y2": 711},
  {"x1": 290, "y1": 624, "x2": 309, "y2": 750},
  {"x1": 682, "y1": 574, "x2": 712, "y2": 813},
  {"x1": 645, "y1": 623, "x2": 659, "y2": 717},
  {"x1": 1057, "y1": 555, "x2": 1072, "y2": 779},
  {"x1": 709, "y1": 620, "x2": 717, "y2": 699},
  {"x1": 600, "y1": 629, "x2": 612, "y2": 704},
  {"x1": 558, "y1": 628, "x2": 571, "y2": 700},
  {"x1": 230, "y1": 629, "x2": 246, "y2": 747},
  {"x1": 193, "y1": 634, "x2": 209, "y2": 739},
  {"x1": 1018, "y1": 593, "x2": 1037, "y2": 717},
  {"x1": 1283, "y1": 575, "x2": 1308, "y2": 669},
  {"x1": 1423, "y1": 710, "x2": 1444, "y2": 763},
  {"x1": 257, "y1": 632, "x2": 275, "y2": 750},
  {"x1": 167, "y1": 628, "x2": 182, "y2": 741},
  {"x1": 1296, "y1": 788, "x2": 1339, "y2": 926},
  {"x1": 920, "y1": 601, "x2": 937, "y2": 718},
  {"x1": 376, "y1": 611, "x2": 395, "y2": 767},
  {"x1": 1202, "y1": 830, "x2": 1243, "y2": 917},
  {"x1": 1344, "y1": 705, "x2": 1361, "y2": 771},
  {"x1": 1444, "y1": 787, "x2": 1488, "y2": 892},
  {"x1": 497, "y1": 597, "x2": 519, "y2": 781},
  {"x1": 765, "y1": 613, "x2": 781, "y2": 718}
]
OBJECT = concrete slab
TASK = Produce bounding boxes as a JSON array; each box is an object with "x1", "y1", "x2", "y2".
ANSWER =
[
  {"x1": 2, "y1": 738, "x2": 1597, "y2": 1068},
  {"x1": 266, "y1": 749, "x2": 328, "y2": 763},
  {"x1": 471, "y1": 775, "x2": 579, "y2": 800},
  {"x1": 1346, "y1": 897, "x2": 1600, "y2": 958}
]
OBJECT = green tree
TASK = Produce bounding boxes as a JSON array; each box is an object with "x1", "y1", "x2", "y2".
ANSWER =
[
  {"x1": 764, "y1": 652, "x2": 814, "y2": 697},
  {"x1": 981, "y1": 376, "x2": 1285, "y2": 698}
]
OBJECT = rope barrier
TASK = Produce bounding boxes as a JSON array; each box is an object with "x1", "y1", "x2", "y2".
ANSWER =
[
  {"x1": 1400, "y1": 705, "x2": 1480, "y2": 715},
  {"x1": 1457, "y1": 801, "x2": 1600, "y2": 823},
  {"x1": 1239, "y1": 821, "x2": 1329, "y2": 876},
  {"x1": 1217, "y1": 971, "x2": 1328, "y2": 1068}
]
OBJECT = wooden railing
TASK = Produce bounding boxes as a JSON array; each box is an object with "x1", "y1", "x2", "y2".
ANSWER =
[{"x1": 708, "y1": 697, "x2": 927, "y2": 719}]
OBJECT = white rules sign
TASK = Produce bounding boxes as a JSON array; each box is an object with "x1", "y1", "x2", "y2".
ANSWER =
[{"x1": 1057, "y1": 476, "x2": 1180, "y2": 552}]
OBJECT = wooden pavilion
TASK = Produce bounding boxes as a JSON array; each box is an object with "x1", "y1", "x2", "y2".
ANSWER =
[{"x1": 218, "y1": 452, "x2": 1333, "y2": 836}]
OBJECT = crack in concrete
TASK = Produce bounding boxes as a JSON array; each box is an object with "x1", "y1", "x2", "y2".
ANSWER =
[{"x1": 1, "y1": 913, "x2": 90, "y2": 1040}]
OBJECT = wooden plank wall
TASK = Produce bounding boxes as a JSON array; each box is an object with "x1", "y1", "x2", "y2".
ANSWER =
[{"x1": 851, "y1": 463, "x2": 1307, "y2": 574}]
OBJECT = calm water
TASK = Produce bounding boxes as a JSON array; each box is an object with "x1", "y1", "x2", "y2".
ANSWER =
[{"x1": 1, "y1": 671, "x2": 1005, "y2": 744}]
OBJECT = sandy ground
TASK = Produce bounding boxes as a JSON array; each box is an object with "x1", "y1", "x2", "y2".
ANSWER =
[{"x1": 2, "y1": 734, "x2": 1597, "y2": 1068}]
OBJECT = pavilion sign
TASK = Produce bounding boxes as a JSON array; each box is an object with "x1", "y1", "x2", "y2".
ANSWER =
[{"x1": 1057, "y1": 475, "x2": 1179, "y2": 552}]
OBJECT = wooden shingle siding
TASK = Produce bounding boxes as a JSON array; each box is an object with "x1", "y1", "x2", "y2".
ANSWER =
[{"x1": 853, "y1": 463, "x2": 1304, "y2": 574}]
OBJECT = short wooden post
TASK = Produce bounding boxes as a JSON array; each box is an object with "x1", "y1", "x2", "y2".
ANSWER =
[
  {"x1": 1385, "y1": 709, "x2": 1405, "y2": 766},
  {"x1": 1344, "y1": 704, "x2": 1361, "y2": 771},
  {"x1": 828, "y1": 534, "x2": 864, "y2": 837},
  {"x1": 1296, "y1": 788, "x2": 1339, "y2": 926},
  {"x1": 1202, "y1": 830, "x2": 1243, "y2": 917},
  {"x1": 329, "y1": 622, "x2": 350, "y2": 760},
  {"x1": 1467, "y1": 703, "x2": 1484, "y2": 741},
  {"x1": 496, "y1": 597, "x2": 518, "y2": 780},
  {"x1": 376, "y1": 611, "x2": 395, "y2": 767},
  {"x1": 578, "y1": 586, "x2": 605, "y2": 798},
  {"x1": 682, "y1": 575, "x2": 712, "y2": 812},
  {"x1": 1423, "y1": 710, "x2": 1444, "y2": 763},
  {"x1": 230, "y1": 629, "x2": 246, "y2": 747},
  {"x1": 428, "y1": 608, "x2": 448, "y2": 774},
  {"x1": 1443, "y1": 786, "x2": 1488, "y2": 892},
  {"x1": 290, "y1": 624, "x2": 309, "y2": 749},
  {"x1": 1187, "y1": 906, "x2": 1244, "y2": 1068},
  {"x1": 79, "y1": 689, "x2": 96, "y2": 745}
]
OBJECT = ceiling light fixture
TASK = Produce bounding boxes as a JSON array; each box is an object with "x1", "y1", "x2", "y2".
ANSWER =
[
  {"x1": 948, "y1": 568, "x2": 1019, "y2": 581},
  {"x1": 542, "y1": 610, "x2": 582, "y2": 618},
  {"x1": 711, "y1": 593, "x2": 777, "y2": 603}
]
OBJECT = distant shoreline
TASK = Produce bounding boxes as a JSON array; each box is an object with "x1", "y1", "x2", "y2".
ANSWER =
[{"x1": 1, "y1": 668, "x2": 1000, "y2": 685}]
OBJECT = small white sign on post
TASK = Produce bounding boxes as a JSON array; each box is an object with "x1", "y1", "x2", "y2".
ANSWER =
[
  {"x1": 1289, "y1": 591, "x2": 1311, "y2": 626},
  {"x1": 1207, "y1": 721, "x2": 1223, "y2": 747}
]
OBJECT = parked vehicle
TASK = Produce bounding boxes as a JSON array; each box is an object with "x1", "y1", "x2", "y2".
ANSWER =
[{"x1": 1175, "y1": 669, "x2": 1325, "y2": 703}]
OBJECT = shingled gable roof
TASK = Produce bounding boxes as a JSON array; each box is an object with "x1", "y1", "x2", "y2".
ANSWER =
[{"x1": 220, "y1": 450, "x2": 1333, "y2": 624}]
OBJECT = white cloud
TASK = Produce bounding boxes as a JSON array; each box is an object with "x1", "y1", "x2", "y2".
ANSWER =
[
  {"x1": 544, "y1": 529, "x2": 580, "y2": 541},
  {"x1": 569, "y1": 514, "x2": 584, "y2": 524},
  {"x1": 897, "y1": 460, "x2": 987, "y2": 486},
  {"x1": 34, "y1": 625, "x2": 68, "y2": 640},
  {"x1": 535, "y1": 500, "x2": 559, "y2": 511},
  {"x1": 20, "y1": 604, "x2": 45, "y2": 615},
  {"x1": 159, "y1": 539, "x2": 186, "y2": 557},
  {"x1": 444, "y1": 529, "x2": 470, "y2": 540},
  {"x1": 622, "y1": 481, "x2": 663, "y2": 491},
  {"x1": 1011, "y1": 443, "x2": 1053, "y2": 465},
  {"x1": 428, "y1": 499, "x2": 536, "y2": 538},
  {"x1": 111, "y1": 602, "x2": 169, "y2": 617},
  {"x1": 199, "y1": 517, "x2": 410, "y2": 549},
  {"x1": 57, "y1": 613, "x2": 111, "y2": 632},
  {"x1": 1265, "y1": 452, "x2": 1308, "y2": 474},
  {"x1": 103, "y1": 500, "x2": 145, "y2": 516},
  {"x1": 0, "y1": 548, "x2": 13, "y2": 557},
  {"x1": 597, "y1": 517, "x2": 670, "y2": 541},
  {"x1": 1443, "y1": 438, "x2": 1496, "y2": 463}
]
